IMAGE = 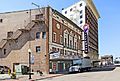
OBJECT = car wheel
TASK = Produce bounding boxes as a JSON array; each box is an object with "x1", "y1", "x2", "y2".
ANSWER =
[{"x1": 78, "y1": 69, "x2": 81, "y2": 73}]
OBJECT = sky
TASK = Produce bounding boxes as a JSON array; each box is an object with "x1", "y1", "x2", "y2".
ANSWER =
[{"x1": 0, "y1": 0, "x2": 120, "y2": 57}]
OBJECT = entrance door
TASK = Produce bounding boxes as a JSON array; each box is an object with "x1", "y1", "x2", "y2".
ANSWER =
[
  {"x1": 58, "y1": 63, "x2": 64, "y2": 73},
  {"x1": 13, "y1": 63, "x2": 19, "y2": 72}
]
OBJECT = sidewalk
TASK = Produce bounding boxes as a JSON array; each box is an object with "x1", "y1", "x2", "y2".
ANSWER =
[{"x1": 1, "y1": 73, "x2": 63, "y2": 81}]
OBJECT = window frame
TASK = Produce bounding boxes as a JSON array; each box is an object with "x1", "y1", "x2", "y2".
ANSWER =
[
  {"x1": 36, "y1": 32, "x2": 40, "y2": 39},
  {"x1": 70, "y1": 8, "x2": 73, "y2": 11},
  {"x1": 36, "y1": 46, "x2": 41, "y2": 53},
  {"x1": 80, "y1": 3, "x2": 82, "y2": 7},
  {"x1": 65, "y1": 11, "x2": 67, "y2": 14},
  {"x1": 42, "y1": 32, "x2": 46, "y2": 39},
  {"x1": 53, "y1": 32, "x2": 56, "y2": 42},
  {"x1": 80, "y1": 20, "x2": 83, "y2": 24},
  {"x1": 80, "y1": 15, "x2": 83, "y2": 19},
  {"x1": 3, "y1": 49, "x2": 6, "y2": 55},
  {"x1": 60, "y1": 35, "x2": 63, "y2": 44},
  {"x1": 80, "y1": 10, "x2": 82, "y2": 14}
]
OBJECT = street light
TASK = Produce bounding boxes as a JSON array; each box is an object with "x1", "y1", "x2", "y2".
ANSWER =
[
  {"x1": 28, "y1": 49, "x2": 32, "y2": 79},
  {"x1": 32, "y1": 2, "x2": 41, "y2": 13}
]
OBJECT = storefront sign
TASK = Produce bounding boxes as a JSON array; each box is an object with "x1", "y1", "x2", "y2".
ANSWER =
[{"x1": 50, "y1": 52, "x2": 60, "y2": 59}]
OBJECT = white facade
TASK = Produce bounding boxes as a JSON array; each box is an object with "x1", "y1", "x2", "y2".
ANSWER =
[{"x1": 62, "y1": 0, "x2": 86, "y2": 30}]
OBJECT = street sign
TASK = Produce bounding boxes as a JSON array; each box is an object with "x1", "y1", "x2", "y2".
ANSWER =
[{"x1": 31, "y1": 54, "x2": 34, "y2": 64}]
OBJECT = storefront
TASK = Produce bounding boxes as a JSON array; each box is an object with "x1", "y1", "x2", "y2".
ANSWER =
[{"x1": 49, "y1": 59, "x2": 72, "y2": 74}]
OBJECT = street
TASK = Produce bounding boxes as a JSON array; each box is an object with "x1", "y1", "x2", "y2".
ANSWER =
[{"x1": 37, "y1": 67, "x2": 120, "y2": 81}]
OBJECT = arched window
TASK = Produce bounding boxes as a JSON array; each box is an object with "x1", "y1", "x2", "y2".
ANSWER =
[
  {"x1": 64, "y1": 29, "x2": 69, "y2": 47},
  {"x1": 36, "y1": 32, "x2": 40, "y2": 39}
]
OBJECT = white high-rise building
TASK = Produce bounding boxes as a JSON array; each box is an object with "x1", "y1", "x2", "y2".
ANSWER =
[
  {"x1": 62, "y1": 0, "x2": 100, "y2": 64},
  {"x1": 62, "y1": 0, "x2": 86, "y2": 29}
]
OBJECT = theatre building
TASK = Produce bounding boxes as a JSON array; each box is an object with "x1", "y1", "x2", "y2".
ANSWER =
[{"x1": 0, "y1": 6, "x2": 82, "y2": 74}]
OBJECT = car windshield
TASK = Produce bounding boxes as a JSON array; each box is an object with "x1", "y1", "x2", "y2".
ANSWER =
[
  {"x1": 72, "y1": 63, "x2": 82, "y2": 66},
  {"x1": 114, "y1": 61, "x2": 120, "y2": 64}
]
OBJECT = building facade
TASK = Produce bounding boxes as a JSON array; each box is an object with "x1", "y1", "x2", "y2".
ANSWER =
[
  {"x1": 0, "y1": 7, "x2": 49, "y2": 74},
  {"x1": 49, "y1": 9, "x2": 82, "y2": 73},
  {"x1": 0, "y1": 7, "x2": 82, "y2": 74},
  {"x1": 62, "y1": 0, "x2": 100, "y2": 62},
  {"x1": 101, "y1": 55, "x2": 113, "y2": 66}
]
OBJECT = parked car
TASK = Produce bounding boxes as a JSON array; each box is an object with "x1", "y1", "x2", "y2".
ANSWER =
[
  {"x1": 114, "y1": 57, "x2": 120, "y2": 66},
  {"x1": 0, "y1": 65, "x2": 11, "y2": 74},
  {"x1": 0, "y1": 66, "x2": 4, "y2": 74},
  {"x1": 4, "y1": 66, "x2": 11, "y2": 74}
]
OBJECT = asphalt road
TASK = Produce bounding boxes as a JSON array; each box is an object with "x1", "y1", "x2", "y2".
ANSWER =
[{"x1": 38, "y1": 67, "x2": 120, "y2": 81}]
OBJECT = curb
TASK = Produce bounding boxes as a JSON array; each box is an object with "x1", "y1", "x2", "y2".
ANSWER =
[{"x1": 35, "y1": 74, "x2": 63, "y2": 81}]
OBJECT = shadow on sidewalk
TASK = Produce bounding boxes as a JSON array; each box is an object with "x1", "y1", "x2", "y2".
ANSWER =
[{"x1": 90, "y1": 66, "x2": 116, "y2": 72}]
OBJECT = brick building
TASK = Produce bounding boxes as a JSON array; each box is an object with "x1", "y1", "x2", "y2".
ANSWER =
[{"x1": 0, "y1": 7, "x2": 82, "y2": 74}]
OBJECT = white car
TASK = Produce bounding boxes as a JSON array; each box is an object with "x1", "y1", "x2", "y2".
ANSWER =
[{"x1": 69, "y1": 64, "x2": 82, "y2": 73}]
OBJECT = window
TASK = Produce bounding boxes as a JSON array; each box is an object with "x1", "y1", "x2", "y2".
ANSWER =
[
  {"x1": 57, "y1": 48, "x2": 59, "y2": 52},
  {"x1": 65, "y1": 11, "x2": 67, "y2": 14},
  {"x1": 36, "y1": 32, "x2": 40, "y2": 39},
  {"x1": 35, "y1": 14, "x2": 43, "y2": 20},
  {"x1": 80, "y1": 10, "x2": 82, "y2": 14},
  {"x1": 0, "y1": 19, "x2": 3, "y2": 23},
  {"x1": 42, "y1": 32, "x2": 46, "y2": 39},
  {"x1": 53, "y1": 32, "x2": 56, "y2": 42},
  {"x1": 64, "y1": 38, "x2": 67, "y2": 46},
  {"x1": 36, "y1": 46, "x2": 41, "y2": 53},
  {"x1": 79, "y1": 36, "x2": 81, "y2": 40},
  {"x1": 75, "y1": 42, "x2": 76, "y2": 49},
  {"x1": 57, "y1": 16, "x2": 59, "y2": 19},
  {"x1": 80, "y1": 20, "x2": 83, "y2": 24},
  {"x1": 80, "y1": 3, "x2": 82, "y2": 7},
  {"x1": 80, "y1": 15, "x2": 83, "y2": 19},
  {"x1": 62, "y1": 20, "x2": 64, "y2": 23},
  {"x1": 4, "y1": 49, "x2": 6, "y2": 55},
  {"x1": 36, "y1": 15, "x2": 40, "y2": 20},
  {"x1": 65, "y1": 50, "x2": 67, "y2": 55},
  {"x1": 70, "y1": 40, "x2": 72, "y2": 48},
  {"x1": 60, "y1": 49, "x2": 63, "y2": 54},
  {"x1": 70, "y1": 8, "x2": 73, "y2": 11},
  {"x1": 60, "y1": 35, "x2": 63, "y2": 44},
  {"x1": 52, "y1": 47, "x2": 56, "y2": 52}
]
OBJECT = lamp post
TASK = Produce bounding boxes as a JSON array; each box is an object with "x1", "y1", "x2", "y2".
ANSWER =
[
  {"x1": 28, "y1": 49, "x2": 32, "y2": 79},
  {"x1": 32, "y1": 2, "x2": 41, "y2": 13}
]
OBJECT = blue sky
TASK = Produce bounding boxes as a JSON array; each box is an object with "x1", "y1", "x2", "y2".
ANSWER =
[{"x1": 0, "y1": 0, "x2": 119, "y2": 57}]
